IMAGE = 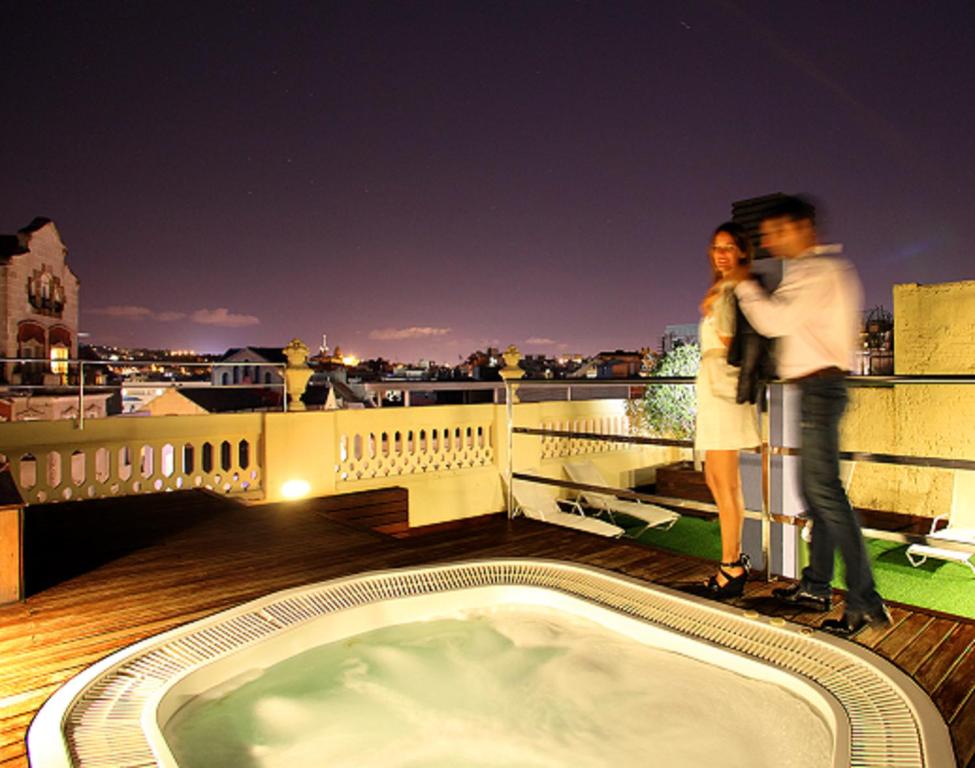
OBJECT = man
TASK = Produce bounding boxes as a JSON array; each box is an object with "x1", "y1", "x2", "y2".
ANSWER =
[{"x1": 731, "y1": 195, "x2": 890, "y2": 637}]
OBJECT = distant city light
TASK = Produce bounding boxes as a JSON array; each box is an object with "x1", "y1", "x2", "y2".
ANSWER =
[
  {"x1": 342, "y1": 355, "x2": 359, "y2": 366},
  {"x1": 281, "y1": 479, "x2": 311, "y2": 500}
]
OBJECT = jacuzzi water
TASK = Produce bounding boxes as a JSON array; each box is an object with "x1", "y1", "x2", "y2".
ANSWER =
[{"x1": 163, "y1": 605, "x2": 833, "y2": 768}]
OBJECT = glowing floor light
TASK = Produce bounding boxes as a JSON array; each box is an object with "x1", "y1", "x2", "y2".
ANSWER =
[{"x1": 281, "y1": 479, "x2": 311, "y2": 500}]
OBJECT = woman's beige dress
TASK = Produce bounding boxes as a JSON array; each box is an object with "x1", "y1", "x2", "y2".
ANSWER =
[{"x1": 694, "y1": 284, "x2": 761, "y2": 451}]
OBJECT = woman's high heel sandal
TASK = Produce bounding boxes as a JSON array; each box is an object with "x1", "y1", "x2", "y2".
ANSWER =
[{"x1": 704, "y1": 554, "x2": 751, "y2": 599}]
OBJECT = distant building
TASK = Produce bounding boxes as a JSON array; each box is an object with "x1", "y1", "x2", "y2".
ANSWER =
[
  {"x1": 0, "y1": 218, "x2": 80, "y2": 384},
  {"x1": 143, "y1": 385, "x2": 282, "y2": 416},
  {"x1": 0, "y1": 391, "x2": 112, "y2": 422},
  {"x1": 462, "y1": 347, "x2": 501, "y2": 380},
  {"x1": 854, "y1": 305, "x2": 894, "y2": 375},
  {"x1": 306, "y1": 347, "x2": 372, "y2": 407},
  {"x1": 212, "y1": 347, "x2": 286, "y2": 387},
  {"x1": 571, "y1": 349, "x2": 645, "y2": 379},
  {"x1": 520, "y1": 354, "x2": 557, "y2": 379},
  {"x1": 387, "y1": 364, "x2": 428, "y2": 381},
  {"x1": 661, "y1": 323, "x2": 698, "y2": 354},
  {"x1": 303, "y1": 374, "x2": 371, "y2": 410},
  {"x1": 121, "y1": 381, "x2": 212, "y2": 414}
]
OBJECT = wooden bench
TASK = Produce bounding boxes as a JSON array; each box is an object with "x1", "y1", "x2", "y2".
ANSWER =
[{"x1": 0, "y1": 465, "x2": 26, "y2": 604}]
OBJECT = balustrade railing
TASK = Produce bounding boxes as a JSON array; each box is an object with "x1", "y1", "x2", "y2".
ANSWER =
[
  {"x1": 334, "y1": 406, "x2": 496, "y2": 483},
  {"x1": 2, "y1": 361, "x2": 972, "y2": 563},
  {"x1": 0, "y1": 414, "x2": 264, "y2": 504}
]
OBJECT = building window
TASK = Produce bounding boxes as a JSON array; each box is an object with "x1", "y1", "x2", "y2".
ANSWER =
[{"x1": 50, "y1": 345, "x2": 69, "y2": 375}]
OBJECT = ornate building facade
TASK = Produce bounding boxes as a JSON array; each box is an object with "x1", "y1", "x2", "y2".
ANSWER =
[{"x1": 0, "y1": 218, "x2": 80, "y2": 384}]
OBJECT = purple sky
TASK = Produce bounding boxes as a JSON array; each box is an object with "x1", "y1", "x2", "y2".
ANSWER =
[{"x1": 3, "y1": 1, "x2": 973, "y2": 362}]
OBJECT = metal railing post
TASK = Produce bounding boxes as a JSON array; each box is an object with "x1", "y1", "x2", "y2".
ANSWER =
[
  {"x1": 762, "y1": 383, "x2": 772, "y2": 582},
  {"x1": 78, "y1": 361, "x2": 85, "y2": 430},
  {"x1": 281, "y1": 364, "x2": 289, "y2": 412},
  {"x1": 505, "y1": 379, "x2": 514, "y2": 518}
]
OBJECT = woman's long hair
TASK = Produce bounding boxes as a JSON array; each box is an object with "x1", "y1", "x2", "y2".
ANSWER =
[{"x1": 709, "y1": 221, "x2": 753, "y2": 285}]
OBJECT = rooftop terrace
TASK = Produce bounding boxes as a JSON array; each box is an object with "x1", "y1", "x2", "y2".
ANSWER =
[{"x1": 2, "y1": 489, "x2": 974, "y2": 767}]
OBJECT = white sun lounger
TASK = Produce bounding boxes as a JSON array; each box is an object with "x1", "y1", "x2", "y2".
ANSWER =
[
  {"x1": 512, "y1": 475, "x2": 624, "y2": 538},
  {"x1": 906, "y1": 470, "x2": 975, "y2": 577},
  {"x1": 564, "y1": 460, "x2": 679, "y2": 536}
]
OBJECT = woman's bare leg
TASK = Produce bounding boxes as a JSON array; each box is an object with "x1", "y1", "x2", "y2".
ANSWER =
[{"x1": 704, "y1": 449, "x2": 745, "y2": 585}]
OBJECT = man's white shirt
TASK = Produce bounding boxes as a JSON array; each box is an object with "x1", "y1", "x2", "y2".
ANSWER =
[{"x1": 734, "y1": 244, "x2": 863, "y2": 380}]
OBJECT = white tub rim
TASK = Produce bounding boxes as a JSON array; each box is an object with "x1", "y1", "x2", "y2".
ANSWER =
[{"x1": 27, "y1": 558, "x2": 954, "y2": 768}]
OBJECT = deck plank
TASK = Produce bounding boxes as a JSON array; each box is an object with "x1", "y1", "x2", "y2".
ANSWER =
[
  {"x1": 916, "y1": 625, "x2": 975, "y2": 694},
  {"x1": 894, "y1": 617, "x2": 959, "y2": 674},
  {"x1": 934, "y1": 644, "x2": 975, "y2": 724},
  {"x1": 1, "y1": 490, "x2": 973, "y2": 767},
  {"x1": 949, "y1": 691, "x2": 975, "y2": 768},
  {"x1": 875, "y1": 613, "x2": 936, "y2": 661}
]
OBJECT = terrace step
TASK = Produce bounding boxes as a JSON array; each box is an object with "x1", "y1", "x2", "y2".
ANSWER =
[
  {"x1": 313, "y1": 487, "x2": 409, "y2": 538},
  {"x1": 654, "y1": 461, "x2": 713, "y2": 506}
]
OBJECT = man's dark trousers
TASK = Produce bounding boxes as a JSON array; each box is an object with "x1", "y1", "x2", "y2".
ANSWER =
[{"x1": 797, "y1": 372, "x2": 883, "y2": 614}]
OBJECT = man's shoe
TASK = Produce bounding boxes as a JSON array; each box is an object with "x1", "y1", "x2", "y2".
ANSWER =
[
  {"x1": 820, "y1": 605, "x2": 893, "y2": 638},
  {"x1": 771, "y1": 582, "x2": 832, "y2": 612}
]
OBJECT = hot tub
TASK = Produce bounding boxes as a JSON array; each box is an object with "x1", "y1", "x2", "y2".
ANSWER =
[{"x1": 28, "y1": 560, "x2": 954, "y2": 767}]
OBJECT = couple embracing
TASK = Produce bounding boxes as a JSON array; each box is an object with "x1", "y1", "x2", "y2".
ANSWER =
[{"x1": 693, "y1": 195, "x2": 890, "y2": 638}]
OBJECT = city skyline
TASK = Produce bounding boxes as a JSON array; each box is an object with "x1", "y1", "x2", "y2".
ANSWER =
[{"x1": 3, "y1": 2, "x2": 973, "y2": 360}]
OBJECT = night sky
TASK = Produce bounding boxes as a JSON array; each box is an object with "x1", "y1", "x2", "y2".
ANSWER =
[{"x1": 3, "y1": 1, "x2": 973, "y2": 361}]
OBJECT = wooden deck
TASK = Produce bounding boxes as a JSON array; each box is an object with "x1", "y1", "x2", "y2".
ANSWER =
[{"x1": 2, "y1": 489, "x2": 974, "y2": 767}]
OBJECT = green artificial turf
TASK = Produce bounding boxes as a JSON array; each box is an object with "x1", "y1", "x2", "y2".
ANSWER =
[
  {"x1": 620, "y1": 513, "x2": 975, "y2": 619},
  {"x1": 866, "y1": 538, "x2": 975, "y2": 619},
  {"x1": 628, "y1": 514, "x2": 723, "y2": 562}
]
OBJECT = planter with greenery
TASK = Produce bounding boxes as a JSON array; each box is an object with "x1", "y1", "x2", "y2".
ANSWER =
[{"x1": 625, "y1": 342, "x2": 700, "y2": 440}]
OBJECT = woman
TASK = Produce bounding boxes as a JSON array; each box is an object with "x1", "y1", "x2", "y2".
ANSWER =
[{"x1": 695, "y1": 222, "x2": 761, "y2": 598}]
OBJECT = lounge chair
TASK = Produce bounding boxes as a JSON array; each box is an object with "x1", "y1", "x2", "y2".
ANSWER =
[
  {"x1": 512, "y1": 475, "x2": 624, "y2": 538},
  {"x1": 906, "y1": 470, "x2": 975, "y2": 576},
  {"x1": 563, "y1": 460, "x2": 679, "y2": 536}
]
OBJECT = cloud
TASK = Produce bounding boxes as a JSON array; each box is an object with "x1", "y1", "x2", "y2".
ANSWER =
[
  {"x1": 369, "y1": 326, "x2": 451, "y2": 340},
  {"x1": 191, "y1": 308, "x2": 261, "y2": 327},
  {"x1": 525, "y1": 336, "x2": 557, "y2": 345},
  {"x1": 87, "y1": 305, "x2": 258, "y2": 327},
  {"x1": 88, "y1": 305, "x2": 154, "y2": 319},
  {"x1": 154, "y1": 311, "x2": 187, "y2": 322}
]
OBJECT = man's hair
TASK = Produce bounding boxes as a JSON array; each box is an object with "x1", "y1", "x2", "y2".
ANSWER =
[{"x1": 762, "y1": 195, "x2": 816, "y2": 225}]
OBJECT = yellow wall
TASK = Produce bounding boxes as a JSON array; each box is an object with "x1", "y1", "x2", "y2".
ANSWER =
[
  {"x1": 840, "y1": 280, "x2": 975, "y2": 517},
  {"x1": 264, "y1": 399, "x2": 682, "y2": 527},
  {"x1": 894, "y1": 280, "x2": 975, "y2": 374}
]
